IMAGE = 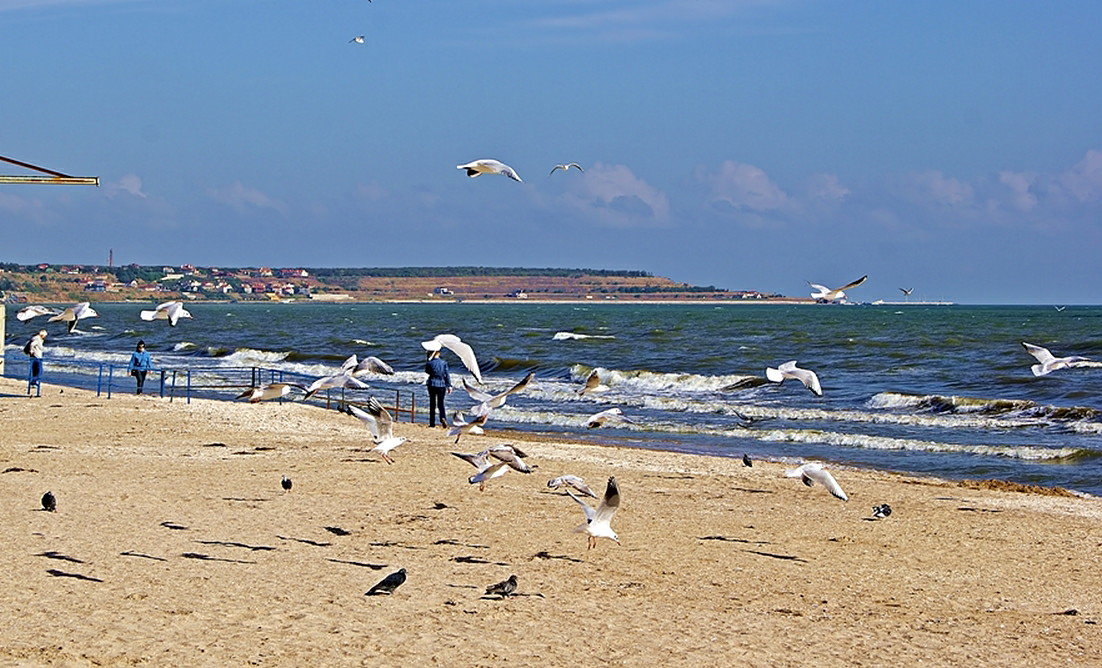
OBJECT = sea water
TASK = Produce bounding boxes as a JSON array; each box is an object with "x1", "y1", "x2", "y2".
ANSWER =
[{"x1": 5, "y1": 302, "x2": 1101, "y2": 494}]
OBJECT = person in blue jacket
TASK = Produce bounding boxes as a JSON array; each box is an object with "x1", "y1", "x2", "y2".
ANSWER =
[
  {"x1": 424, "y1": 348, "x2": 451, "y2": 427},
  {"x1": 127, "y1": 340, "x2": 154, "y2": 394}
]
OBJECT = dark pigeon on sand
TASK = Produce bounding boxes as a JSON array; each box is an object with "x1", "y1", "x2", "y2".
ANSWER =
[
  {"x1": 41, "y1": 491, "x2": 56, "y2": 512},
  {"x1": 485, "y1": 574, "x2": 518, "y2": 599},
  {"x1": 366, "y1": 568, "x2": 407, "y2": 596},
  {"x1": 281, "y1": 475, "x2": 292, "y2": 491},
  {"x1": 742, "y1": 453, "x2": 753, "y2": 467}
]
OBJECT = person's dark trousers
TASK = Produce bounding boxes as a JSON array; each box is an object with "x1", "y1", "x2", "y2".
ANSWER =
[
  {"x1": 28, "y1": 359, "x2": 43, "y2": 396},
  {"x1": 427, "y1": 386, "x2": 448, "y2": 427},
  {"x1": 134, "y1": 371, "x2": 148, "y2": 394}
]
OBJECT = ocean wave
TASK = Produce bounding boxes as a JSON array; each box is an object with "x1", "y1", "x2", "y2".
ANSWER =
[
  {"x1": 553, "y1": 331, "x2": 616, "y2": 341},
  {"x1": 173, "y1": 342, "x2": 197, "y2": 352},
  {"x1": 567, "y1": 364, "x2": 759, "y2": 394},
  {"x1": 870, "y1": 391, "x2": 1098, "y2": 420},
  {"x1": 220, "y1": 348, "x2": 291, "y2": 365}
]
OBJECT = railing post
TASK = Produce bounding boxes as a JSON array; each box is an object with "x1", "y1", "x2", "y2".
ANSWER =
[
  {"x1": 107, "y1": 365, "x2": 114, "y2": 399},
  {"x1": 186, "y1": 369, "x2": 192, "y2": 404},
  {"x1": 96, "y1": 364, "x2": 103, "y2": 397},
  {"x1": 410, "y1": 391, "x2": 416, "y2": 423}
]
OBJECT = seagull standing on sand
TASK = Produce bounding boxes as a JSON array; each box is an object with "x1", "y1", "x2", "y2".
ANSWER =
[
  {"x1": 16, "y1": 305, "x2": 59, "y2": 322},
  {"x1": 585, "y1": 407, "x2": 636, "y2": 429},
  {"x1": 785, "y1": 462, "x2": 848, "y2": 501},
  {"x1": 568, "y1": 476, "x2": 621, "y2": 549},
  {"x1": 549, "y1": 163, "x2": 583, "y2": 175},
  {"x1": 765, "y1": 361, "x2": 823, "y2": 396},
  {"x1": 456, "y1": 159, "x2": 523, "y2": 182},
  {"x1": 366, "y1": 568, "x2": 407, "y2": 596},
  {"x1": 547, "y1": 475, "x2": 598, "y2": 498},
  {"x1": 422, "y1": 334, "x2": 483, "y2": 383},
  {"x1": 344, "y1": 398, "x2": 408, "y2": 464},
  {"x1": 48, "y1": 301, "x2": 99, "y2": 333},
  {"x1": 808, "y1": 275, "x2": 867, "y2": 303},
  {"x1": 140, "y1": 300, "x2": 193, "y2": 327},
  {"x1": 236, "y1": 382, "x2": 300, "y2": 403},
  {"x1": 1021, "y1": 342, "x2": 1094, "y2": 377}
]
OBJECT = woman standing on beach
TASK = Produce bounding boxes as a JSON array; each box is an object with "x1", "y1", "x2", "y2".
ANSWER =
[
  {"x1": 127, "y1": 340, "x2": 154, "y2": 395},
  {"x1": 26, "y1": 329, "x2": 46, "y2": 395},
  {"x1": 425, "y1": 349, "x2": 451, "y2": 427}
]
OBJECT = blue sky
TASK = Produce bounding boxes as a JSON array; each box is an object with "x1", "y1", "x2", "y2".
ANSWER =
[{"x1": 1, "y1": 0, "x2": 1100, "y2": 304}]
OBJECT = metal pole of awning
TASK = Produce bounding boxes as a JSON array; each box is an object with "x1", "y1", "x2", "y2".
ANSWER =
[{"x1": 0, "y1": 155, "x2": 99, "y2": 185}]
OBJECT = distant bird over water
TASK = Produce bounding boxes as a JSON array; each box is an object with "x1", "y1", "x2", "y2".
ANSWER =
[
  {"x1": 899, "y1": 287, "x2": 914, "y2": 296},
  {"x1": 349, "y1": 35, "x2": 365, "y2": 44},
  {"x1": 366, "y1": 568, "x2": 407, "y2": 596},
  {"x1": 456, "y1": 159, "x2": 523, "y2": 182},
  {"x1": 48, "y1": 301, "x2": 99, "y2": 333},
  {"x1": 41, "y1": 491, "x2": 56, "y2": 512},
  {"x1": 140, "y1": 300, "x2": 192, "y2": 327},
  {"x1": 549, "y1": 162, "x2": 583, "y2": 175}
]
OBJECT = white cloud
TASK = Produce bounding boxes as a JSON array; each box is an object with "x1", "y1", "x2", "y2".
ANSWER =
[
  {"x1": 106, "y1": 173, "x2": 147, "y2": 199},
  {"x1": 897, "y1": 170, "x2": 974, "y2": 208},
  {"x1": 806, "y1": 173, "x2": 851, "y2": 203},
  {"x1": 697, "y1": 160, "x2": 790, "y2": 213},
  {"x1": 207, "y1": 181, "x2": 288, "y2": 216},
  {"x1": 997, "y1": 171, "x2": 1038, "y2": 211},
  {"x1": 560, "y1": 162, "x2": 669, "y2": 226},
  {"x1": 1054, "y1": 149, "x2": 1102, "y2": 202}
]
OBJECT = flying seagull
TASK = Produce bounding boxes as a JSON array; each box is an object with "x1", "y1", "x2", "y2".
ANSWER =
[
  {"x1": 41, "y1": 491, "x2": 56, "y2": 512},
  {"x1": 765, "y1": 361, "x2": 822, "y2": 396},
  {"x1": 577, "y1": 369, "x2": 609, "y2": 396},
  {"x1": 808, "y1": 275, "x2": 867, "y2": 303},
  {"x1": 48, "y1": 301, "x2": 99, "y2": 333},
  {"x1": 1021, "y1": 342, "x2": 1094, "y2": 377},
  {"x1": 341, "y1": 354, "x2": 395, "y2": 377},
  {"x1": 422, "y1": 333, "x2": 483, "y2": 383},
  {"x1": 899, "y1": 287, "x2": 914, "y2": 296},
  {"x1": 451, "y1": 448, "x2": 514, "y2": 490},
  {"x1": 140, "y1": 300, "x2": 193, "y2": 327},
  {"x1": 349, "y1": 35, "x2": 365, "y2": 44},
  {"x1": 456, "y1": 159, "x2": 523, "y2": 183},
  {"x1": 235, "y1": 382, "x2": 300, "y2": 403},
  {"x1": 549, "y1": 162, "x2": 583, "y2": 175},
  {"x1": 366, "y1": 568, "x2": 407, "y2": 596},
  {"x1": 785, "y1": 462, "x2": 848, "y2": 501},
  {"x1": 547, "y1": 474, "x2": 598, "y2": 498},
  {"x1": 16, "y1": 305, "x2": 60, "y2": 322},
  {"x1": 585, "y1": 407, "x2": 636, "y2": 429},
  {"x1": 484, "y1": 574, "x2": 518, "y2": 599},
  {"x1": 281, "y1": 475, "x2": 292, "y2": 491},
  {"x1": 462, "y1": 372, "x2": 534, "y2": 412},
  {"x1": 303, "y1": 371, "x2": 368, "y2": 400},
  {"x1": 568, "y1": 476, "x2": 621, "y2": 549},
  {"x1": 344, "y1": 398, "x2": 408, "y2": 464},
  {"x1": 447, "y1": 408, "x2": 489, "y2": 444},
  {"x1": 485, "y1": 444, "x2": 534, "y2": 473}
]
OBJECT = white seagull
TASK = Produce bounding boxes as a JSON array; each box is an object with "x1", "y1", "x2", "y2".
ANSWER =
[
  {"x1": 547, "y1": 474, "x2": 598, "y2": 498},
  {"x1": 349, "y1": 35, "x2": 365, "y2": 44},
  {"x1": 16, "y1": 305, "x2": 60, "y2": 322},
  {"x1": 48, "y1": 301, "x2": 99, "y2": 333},
  {"x1": 549, "y1": 162, "x2": 584, "y2": 175},
  {"x1": 808, "y1": 275, "x2": 868, "y2": 302},
  {"x1": 345, "y1": 398, "x2": 408, "y2": 464},
  {"x1": 485, "y1": 444, "x2": 535, "y2": 473},
  {"x1": 765, "y1": 360, "x2": 823, "y2": 396},
  {"x1": 340, "y1": 354, "x2": 395, "y2": 377},
  {"x1": 1021, "y1": 342, "x2": 1094, "y2": 377},
  {"x1": 303, "y1": 371, "x2": 369, "y2": 400},
  {"x1": 568, "y1": 476, "x2": 621, "y2": 549},
  {"x1": 235, "y1": 382, "x2": 300, "y2": 403},
  {"x1": 785, "y1": 462, "x2": 848, "y2": 501},
  {"x1": 452, "y1": 448, "x2": 510, "y2": 491},
  {"x1": 899, "y1": 287, "x2": 914, "y2": 296},
  {"x1": 456, "y1": 159, "x2": 523, "y2": 183},
  {"x1": 447, "y1": 407, "x2": 489, "y2": 444},
  {"x1": 585, "y1": 407, "x2": 636, "y2": 429},
  {"x1": 462, "y1": 372, "x2": 534, "y2": 411},
  {"x1": 140, "y1": 300, "x2": 193, "y2": 327},
  {"x1": 577, "y1": 369, "x2": 609, "y2": 396},
  {"x1": 422, "y1": 333, "x2": 483, "y2": 383}
]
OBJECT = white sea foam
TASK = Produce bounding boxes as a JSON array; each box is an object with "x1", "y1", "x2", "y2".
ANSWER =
[
  {"x1": 553, "y1": 331, "x2": 616, "y2": 341},
  {"x1": 173, "y1": 342, "x2": 197, "y2": 351}
]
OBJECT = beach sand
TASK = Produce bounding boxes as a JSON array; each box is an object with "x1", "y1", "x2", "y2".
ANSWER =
[{"x1": 1, "y1": 377, "x2": 1099, "y2": 665}]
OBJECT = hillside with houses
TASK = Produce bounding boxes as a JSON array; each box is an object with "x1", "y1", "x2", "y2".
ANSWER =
[{"x1": 0, "y1": 263, "x2": 787, "y2": 303}]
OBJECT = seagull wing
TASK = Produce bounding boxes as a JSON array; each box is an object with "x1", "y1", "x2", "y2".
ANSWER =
[
  {"x1": 499, "y1": 164, "x2": 523, "y2": 182},
  {"x1": 836, "y1": 275, "x2": 868, "y2": 292},
  {"x1": 549, "y1": 165, "x2": 563, "y2": 175},
  {"x1": 594, "y1": 476, "x2": 621, "y2": 524},
  {"x1": 566, "y1": 490, "x2": 597, "y2": 523},
  {"x1": 568, "y1": 163, "x2": 583, "y2": 171},
  {"x1": 1021, "y1": 342, "x2": 1055, "y2": 365},
  {"x1": 346, "y1": 403, "x2": 383, "y2": 441},
  {"x1": 452, "y1": 450, "x2": 491, "y2": 469},
  {"x1": 436, "y1": 334, "x2": 482, "y2": 383},
  {"x1": 356, "y1": 356, "x2": 394, "y2": 375},
  {"x1": 341, "y1": 354, "x2": 359, "y2": 373},
  {"x1": 463, "y1": 379, "x2": 494, "y2": 403},
  {"x1": 788, "y1": 365, "x2": 822, "y2": 396},
  {"x1": 365, "y1": 396, "x2": 394, "y2": 440},
  {"x1": 805, "y1": 466, "x2": 848, "y2": 501}
]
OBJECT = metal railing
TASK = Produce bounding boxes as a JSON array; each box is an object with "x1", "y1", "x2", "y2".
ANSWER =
[{"x1": 2, "y1": 354, "x2": 419, "y2": 422}]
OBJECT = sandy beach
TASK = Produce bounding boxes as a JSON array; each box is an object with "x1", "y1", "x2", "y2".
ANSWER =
[{"x1": 1, "y1": 376, "x2": 1099, "y2": 666}]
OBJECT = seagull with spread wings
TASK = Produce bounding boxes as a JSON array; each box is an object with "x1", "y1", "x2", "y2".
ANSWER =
[
  {"x1": 585, "y1": 407, "x2": 636, "y2": 429},
  {"x1": 1021, "y1": 342, "x2": 1095, "y2": 377},
  {"x1": 567, "y1": 476, "x2": 621, "y2": 549},
  {"x1": 16, "y1": 305, "x2": 60, "y2": 322},
  {"x1": 765, "y1": 361, "x2": 823, "y2": 396},
  {"x1": 785, "y1": 462, "x2": 848, "y2": 501},
  {"x1": 235, "y1": 382, "x2": 301, "y2": 403},
  {"x1": 140, "y1": 300, "x2": 193, "y2": 327},
  {"x1": 341, "y1": 354, "x2": 395, "y2": 377},
  {"x1": 549, "y1": 162, "x2": 583, "y2": 175},
  {"x1": 462, "y1": 372, "x2": 534, "y2": 412},
  {"x1": 303, "y1": 371, "x2": 369, "y2": 400},
  {"x1": 344, "y1": 397, "x2": 408, "y2": 464},
  {"x1": 577, "y1": 369, "x2": 609, "y2": 396},
  {"x1": 547, "y1": 474, "x2": 598, "y2": 498},
  {"x1": 422, "y1": 334, "x2": 483, "y2": 383},
  {"x1": 456, "y1": 159, "x2": 523, "y2": 182},
  {"x1": 808, "y1": 275, "x2": 867, "y2": 302},
  {"x1": 48, "y1": 301, "x2": 99, "y2": 333}
]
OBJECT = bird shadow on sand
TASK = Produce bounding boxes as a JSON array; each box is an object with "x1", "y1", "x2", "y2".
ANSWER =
[
  {"x1": 327, "y1": 558, "x2": 387, "y2": 570},
  {"x1": 195, "y1": 540, "x2": 276, "y2": 552},
  {"x1": 160, "y1": 521, "x2": 189, "y2": 531},
  {"x1": 276, "y1": 535, "x2": 332, "y2": 548},
  {"x1": 531, "y1": 550, "x2": 583, "y2": 563},
  {"x1": 433, "y1": 539, "x2": 490, "y2": 549},
  {"x1": 368, "y1": 541, "x2": 425, "y2": 550},
  {"x1": 120, "y1": 551, "x2": 167, "y2": 562},
  {"x1": 729, "y1": 487, "x2": 774, "y2": 495},
  {"x1": 698, "y1": 535, "x2": 772, "y2": 545},
  {"x1": 743, "y1": 549, "x2": 808, "y2": 564},
  {"x1": 36, "y1": 551, "x2": 84, "y2": 564},
  {"x1": 46, "y1": 569, "x2": 103, "y2": 582},
  {"x1": 451, "y1": 555, "x2": 509, "y2": 566},
  {"x1": 324, "y1": 526, "x2": 353, "y2": 536},
  {"x1": 2, "y1": 466, "x2": 38, "y2": 474},
  {"x1": 222, "y1": 497, "x2": 269, "y2": 503},
  {"x1": 181, "y1": 552, "x2": 256, "y2": 564},
  {"x1": 957, "y1": 506, "x2": 1003, "y2": 513}
]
